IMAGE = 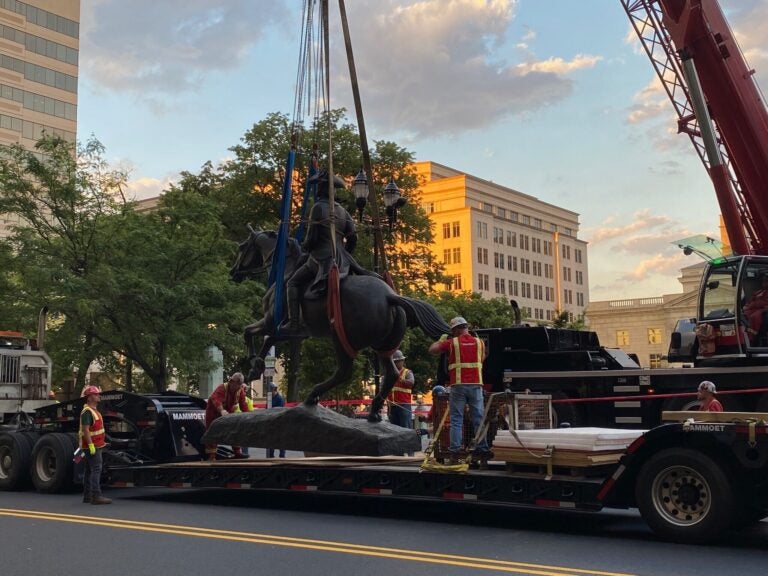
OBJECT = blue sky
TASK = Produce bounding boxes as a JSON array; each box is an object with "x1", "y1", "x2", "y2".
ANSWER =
[{"x1": 77, "y1": 0, "x2": 768, "y2": 301}]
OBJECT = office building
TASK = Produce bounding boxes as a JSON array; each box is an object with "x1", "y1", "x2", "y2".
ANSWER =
[
  {"x1": 0, "y1": 0, "x2": 79, "y2": 237},
  {"x1": 416, "y1": 161, "x2": 589, "y2": 322}
]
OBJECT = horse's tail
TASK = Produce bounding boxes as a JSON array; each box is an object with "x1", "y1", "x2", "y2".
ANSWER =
[{"x1": 387, "y1": 294, "x2": 451, "y2": 338}]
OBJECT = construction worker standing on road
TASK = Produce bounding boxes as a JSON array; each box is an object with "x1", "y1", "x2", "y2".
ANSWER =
[
  {"x1": 387, "y1": 350, "x2": 415, "y2": 429},
  {"x1": 204, "y1": 372, "x2": 251, "y2": 461},
  {"x1": 79, "y1": 385, "x2": 111, "y2": 505},
  {"x1": 428, "y1": 316, "x2": 492, "y2": 463}
]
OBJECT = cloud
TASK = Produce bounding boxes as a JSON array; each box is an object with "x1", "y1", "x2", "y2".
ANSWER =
[
  {"x1": 336, "y1": 0, "x2": 602, "y2": 138},
  {"x1": 620, "y1": 252, "x2": 688, "y2": 282},
  {"x1": 585, "y1": 209, "x2": 673, "y2": 244},
  {"x1": 725, "y1": 0, "x2": 768, "y2": 75},
  {"x1": 648, "y1": 159, "x2": 683, "y2": 175},
  {"x1": 125, "y1": 176, "x2": 175, "y2": 201},
  {"x1": 516, "y1": 54, "x2": 602, "y2": 75},
  {"x1": 80, "y1": 0, "x2": 289, "y2": 96}
]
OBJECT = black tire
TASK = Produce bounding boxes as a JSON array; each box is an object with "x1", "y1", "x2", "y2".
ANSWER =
[
  {"x1": 0, "y1": 432, "x2": 34, "y2": 490},
  {"x1": 551, "y1": 392, "x2": 582, "y2": 427},
  {"x1": 30, "y1": 433, "x2": 75, "y2": 493},
  {"x1": 635, "y1": 448, "x2": 734, "y2": 543}
]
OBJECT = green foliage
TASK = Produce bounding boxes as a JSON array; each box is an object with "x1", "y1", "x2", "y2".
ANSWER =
[
  {"x1": 552, "y1": 309, "x2": 587, "y2": 330},
  {"x1": 0, "y1": 136, "x2": 260, "y2": 393}
]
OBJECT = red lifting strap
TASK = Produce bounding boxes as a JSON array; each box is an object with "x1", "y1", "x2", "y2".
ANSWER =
[{"x1": 327, "y1": 264, "x2": 357, "y2": 358}]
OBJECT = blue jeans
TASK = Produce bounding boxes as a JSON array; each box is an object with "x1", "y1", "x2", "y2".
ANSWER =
[
  {"x1": 83, "y1": 448, "x2": 103, "y2": 498},
  {"x1": 267, "y1": 448, "x2": 286, "y2": 458},
  {"x1": 449, "y1": 385, "x2": 488, "y2": 453},
  {"x1": 388, "y1": 402, "x2": 413, "y2": 429}
]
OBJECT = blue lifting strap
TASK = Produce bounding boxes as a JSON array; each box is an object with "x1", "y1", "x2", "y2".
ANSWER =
[{"x1": 268, "y1": 147, "x2": 296, "y2": 332}]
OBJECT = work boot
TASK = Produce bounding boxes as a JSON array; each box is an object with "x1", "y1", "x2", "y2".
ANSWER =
[{"x1": 91, "y1": 495, "x2": 112, "y2": 505}]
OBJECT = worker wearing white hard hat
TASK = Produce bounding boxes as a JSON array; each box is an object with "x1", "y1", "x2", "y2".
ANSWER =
[
  {"x1": 428, "y1": 316, "x2": 491, "y2": 463},
  {"x1": 387, "y1": 350, "x2": 415, "y2": 430},
  {"x1": 697, "y1": 380, "x2": 724, "y2": 412}
]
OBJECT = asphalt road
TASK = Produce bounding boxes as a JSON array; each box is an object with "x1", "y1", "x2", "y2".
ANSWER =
[{"x1": 0, "y1": 477, "x2": 766, "y2": 576}]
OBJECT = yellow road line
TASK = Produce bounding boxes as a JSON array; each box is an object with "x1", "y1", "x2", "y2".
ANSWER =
[{"x1": 0, "y1": 508, "x2": 635, "y2": 576}]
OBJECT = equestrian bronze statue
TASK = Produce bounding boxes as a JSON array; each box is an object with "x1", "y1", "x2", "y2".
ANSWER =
[{"x1": 230, "y1": 224, "x2": 450, "y2": 422}]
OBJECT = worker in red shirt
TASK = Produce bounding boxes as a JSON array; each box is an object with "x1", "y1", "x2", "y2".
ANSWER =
[
  {"x1": 387, "y1": 350, "x2": 415, "y2": 429},
  {"x1": 697, "y1": 380, "x2": 724, "y2": 412},
  {"x1": 204, "y1": 372, "x2": 251, "y2": 460},
  {"x1": 428, "y1": 316, "x2": 491, "y2": 462}
]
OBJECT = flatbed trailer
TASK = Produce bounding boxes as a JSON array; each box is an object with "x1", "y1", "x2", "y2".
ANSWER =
[
  {"x1": 106, "y1": 419, "x2": 768, "y2": 544},
  {"x1": 2, "y1": 390, "x2": 766, "y2": 544}
]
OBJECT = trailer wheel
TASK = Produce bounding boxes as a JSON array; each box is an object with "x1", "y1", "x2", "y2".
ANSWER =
[
  {"x1": 30, "y1": 433, "x2": 75, "y2": 493},
  {"x1": 636, "y1": 448, "x2": 734, "y2": 543},
  {"x1": 0, "y1": 432, "x2": 33, "y2": 490}
]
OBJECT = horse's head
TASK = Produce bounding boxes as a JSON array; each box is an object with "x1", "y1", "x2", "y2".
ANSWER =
[{"x1": 230, "y1": 227, "x2": 278, "y2": 283}]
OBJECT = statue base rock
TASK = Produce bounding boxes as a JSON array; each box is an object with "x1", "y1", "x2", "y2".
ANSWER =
[{"x1": 201, "y1": 404, "x2": 421, "y2": 457}]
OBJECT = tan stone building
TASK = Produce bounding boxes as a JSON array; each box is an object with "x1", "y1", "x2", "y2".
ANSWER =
[
  {"x1": 0, "y1": 0, "x2": 79, "y2": 237},
  {"x1": 586, "y1": 263, "x2": 705, "y2": 367},
  {"x1": 416, "y1": 161, "x2": 589, "y2": 322}
]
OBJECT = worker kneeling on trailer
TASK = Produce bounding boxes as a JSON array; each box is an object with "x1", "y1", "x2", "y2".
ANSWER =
[
  {"x1": 205, "y1": 372, "x2": 251, "y2": 461},
  {"x1": 79, "y1": 385, "x2": 111, "y2": 505}
]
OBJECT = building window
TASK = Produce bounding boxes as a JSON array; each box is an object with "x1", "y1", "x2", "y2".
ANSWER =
[
  {"x1": 423, "y1": 202, "x2": 435, "y2": 214},
  {"x1": 649, "y1": 353, "x2": 663, "y2": 369},
  {"x1": 453, "y1": 274, "x2": 462, "y2": 290},
  {"x1": 616, "y1": 330, "x2": 630, "y2": 346},
  {"x1": 452, "y1": 247, "x2": 461, "y2": 264},
  {"x1": 522, "y1": 215, "x2": 531, "y2": 225},
  {"x1": 534, "y1": 218, "x2": 542, "y2": 229},
  {"x1": 497, "y1": 207, "x2": 506, "y2": 219},
  {"x1": 442, "y1": 223, "x2": 450, "y2": 239},
  {"x1": 452, "y1": 221, "x2": 460, "y2": 237},
  {"x1": 483, "y1": 202, "x2": 493, "y2": 213},
  {"x1": 476, "y1": 221, "x2": 487, "y2": 239},
  {"x1": 510, "y1": 281, "x2": 518, "y2": 296},
  {"x1": 443, "y1": 249, "x2": 451, "y2": 265},
  {"x1": 550, "y1": 223, "x2": 558, "y2": 232},
  {"x1": 648, "y1": 328, "x2": 663, "y2": 345},
  {"x1": 507, "y1": 231, "x2": 516, "y2": 247},
  {"x1": 576, "y1": 292, "x2": 584, "y2": 307},
  {"x1": 510, "y1": 211, "x2": 519, "y2": 222},
  {"x1": 575, "y1": 248, "x2": 583, "y2": 263}
]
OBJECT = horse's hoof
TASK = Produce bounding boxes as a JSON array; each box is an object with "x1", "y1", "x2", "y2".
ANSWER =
[{"x1": 367, "y1": 412, "x2": 382, "y2": 423}]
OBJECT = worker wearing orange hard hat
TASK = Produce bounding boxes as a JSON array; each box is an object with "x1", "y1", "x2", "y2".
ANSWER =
[{"x1": 79, "y1": 385, "x2": 111, "y2": 505}]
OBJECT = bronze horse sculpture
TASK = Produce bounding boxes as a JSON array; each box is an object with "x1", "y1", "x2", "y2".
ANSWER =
[{"x1": 230, "y1": 228, "x2": 451, "y2": 422}]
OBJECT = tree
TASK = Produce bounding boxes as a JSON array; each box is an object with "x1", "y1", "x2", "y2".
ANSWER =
[
  {"x1": 86, "y1": 187, "x2": 261, "y2": 392},
  {"x1": 552, "y1": 310, "x2": 586, "y2": 330},
  {"x1": 0, "y1": 136, "x2": 128, "y2": 389}
]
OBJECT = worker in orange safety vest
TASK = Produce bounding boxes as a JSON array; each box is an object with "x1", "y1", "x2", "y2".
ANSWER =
[
  {"x1": 387, "y1": 350, "x2": 415, "y2": 429},
  {"x1": 204, "y1": 372, "x2": 251, "y2": 460},
  {"x1": 428, "y1": 316, "x2": 491, "y2": 461},
  {"x1": 79, "y1": 385, "x2": 111, "y2": 505}
]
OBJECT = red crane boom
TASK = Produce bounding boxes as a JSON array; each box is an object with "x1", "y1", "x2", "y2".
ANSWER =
[{"x1": 622, "y1": 0, "x2": 768, "y2": 255}]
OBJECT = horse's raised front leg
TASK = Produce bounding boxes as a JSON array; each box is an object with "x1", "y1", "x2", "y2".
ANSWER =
[
  {"x1": 304, "y1": 339, "x2": 356, "y2": 406},
  {"x1": 368, "y1": 352, "x2": 397, "y2": 423}
]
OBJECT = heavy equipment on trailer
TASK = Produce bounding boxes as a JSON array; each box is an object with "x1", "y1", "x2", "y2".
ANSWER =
[{"x1": 478, "y1": 325, "x2": 768, "y2": 429}]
